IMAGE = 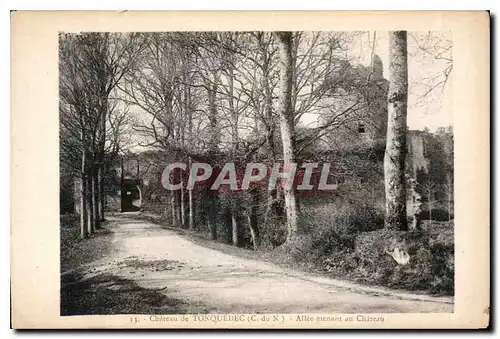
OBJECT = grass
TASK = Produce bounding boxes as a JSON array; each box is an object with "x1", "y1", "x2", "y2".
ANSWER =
[{"x1": 60, "y1": 214, "x2": 114, "y2": 272}]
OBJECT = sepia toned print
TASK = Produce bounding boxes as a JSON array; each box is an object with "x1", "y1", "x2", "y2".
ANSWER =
[
  {"x1": 59, "y1": 30, "x2": 455, "y2": 316},
  {"x1": 11, "y1": 11, "x2": 489, "y2": 329}
]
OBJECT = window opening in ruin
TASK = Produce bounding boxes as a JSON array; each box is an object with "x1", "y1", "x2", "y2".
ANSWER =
[{"x1": 358, "y1": 122, "x2": 366, "y2": 134}]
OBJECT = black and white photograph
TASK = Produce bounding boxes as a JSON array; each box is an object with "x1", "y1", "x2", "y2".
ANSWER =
[
  {"x1": 58, "y1": 29, "x2": 456, "y2": 316},
  {"x1": 9, "y1": 9, "x2": 490, "y2": 330}
]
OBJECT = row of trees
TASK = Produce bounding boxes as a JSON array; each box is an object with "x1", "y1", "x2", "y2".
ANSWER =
[
  {"x1": 127, "y1": 31, "x2": 386, "y2": 248},
  {"x1": 59, "y1": 33, "x2": 143, "y2": 238},
  {"x1": 59, "y1": 30, "x2": 452, "y2": 246}
]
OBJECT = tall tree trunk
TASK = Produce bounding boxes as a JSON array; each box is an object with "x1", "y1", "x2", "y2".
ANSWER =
[
  {"x1": 247, "y1": 187, "x2": 260, "y2": 250},
  {"x1": 188, "y1": 157, "x2": 195, "y2": 230},
  {"x1": 169, "y1": 168, "x2": 181, "y2": 226},
  {"x1": 231, "y1": 212, "x2": 239, "y2": 247},
  {"x1": 259, "y1": 32, "x2": 283, "y2": 221},
  {"x1": 120, "y1": 156, "x2": 124, "y2": 212},
  {"x1": 428, "y1": 189, "x2": 433, "y2": 227},
  {"x1": 206, "y1": 74, "x2": 218, "y2": 241},
  {"x1": 185, "y1": 60, "x2": 194, "y2": 229},
  {"x1": 226, "y1": 56, "x2": 243, "y2": 246},
  {"x1": 224, "y1": 209, "x2": 232, "y2": 244},
  {"x1": 188, "y1": 189, "x2": 194, "y2": 229},
  {"x1": 175, "y1": 190, "x2": 181, "y2": 227},
  {"x1": 227, "y1": 62, "x2": 239, "y2": 151},
  {"x1": 448, "y1": 190, "x2": 452, "y2": 222},
  {"x1": 448, "y1": 200, "x2": 451, "y2": 222},
  {"x1": 275, "y1": 32, "x2": 302, "y2": 244},
  {"x1": 247, "y1": 215, "x2": 259, "y2": 250},
  {"x1": 231, "y1": 199, "x2": 240, "y2": 247},
  {"x1": 171, "y1": 191, "x2": 178, "y2": 226},
  {"x1": 86, "y1": 158, "x2": 94, "y2": 235},
  {"x1": 98, "y1": 164, "x2": 105, "y2": 222},
  {"x1": 97, "y1": 96, "x2": 107, "y2": 222},
  {"x1": 92, "y1": 163, "x2": 100, "y2": 230},
  {"x1": 80, "y1": 145, "x2": 88, "y2": 239},
  {"x1": 384, "y1": 31, "x2": 408, "y2": 231},
  {"x1": 207, "y1": 189, "x2": 217, "y2": 240},
  {"x1": 207, "y1": 187, "x2": 217, "y2": 240},
  {"x1": 264, "y1": 82, "x2": 281, "y2": 218},
  {"x1": 180, "y1": 178, "x2": 186, "y2": 228}
]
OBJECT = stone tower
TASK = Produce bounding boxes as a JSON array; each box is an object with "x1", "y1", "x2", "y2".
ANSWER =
[{"x1": 323, "y1": 54, "x2": 389, "y2": 152}]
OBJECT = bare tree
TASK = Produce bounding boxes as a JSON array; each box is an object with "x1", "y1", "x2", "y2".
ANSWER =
[
  {"x1": 408, "y1": 31, "x2": 453, "y2": 113},
  {"x1": 59, "y1": 32, "x2": 143, "y2": 237},
  {"x1": 121, "y1": 32, "x2": 227, "y2": 237},
  {"x1": 422, "y1": 181, "x2": 438, "y2": 227},
  {"x1": 442, "y1": 173, "x2": 454, "y2": 222},
  {"x1": 59, "y1": 33, "x2": 102, "y2": 237}
]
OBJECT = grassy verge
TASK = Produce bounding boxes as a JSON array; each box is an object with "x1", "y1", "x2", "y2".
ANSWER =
[{"x1": 60, "y1": 214, "x2": 114, "y2": 273}]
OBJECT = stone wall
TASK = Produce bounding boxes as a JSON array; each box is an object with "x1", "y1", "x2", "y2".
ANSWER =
[{"x1": 406, "y1": 131, "x2": 430, "y2": 178}]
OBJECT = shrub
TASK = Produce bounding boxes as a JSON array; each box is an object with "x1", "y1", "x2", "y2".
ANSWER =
[
  {"x1": 259, "y1": 212, "x2": 287, "y2": 250},
  {"x1": 348, "y1": 223, "x2": 454, "y2": 295},
  {"x1": 60, "y1": 214, "x2": 81, "y2": 248},
  {"x1": 417, "y1": 208, "x2": 453, "y2": 222},
  {"x1": 297, "y1": 198, "x2": 384, "y2": 263},
  {"x1": 293, "y1": 198, "x2": 454, "y2": 295}
]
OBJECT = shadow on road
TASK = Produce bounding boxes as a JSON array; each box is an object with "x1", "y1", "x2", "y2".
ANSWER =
[{"x1": 60, "y1": 271, "x2": 197, "y2": 316}]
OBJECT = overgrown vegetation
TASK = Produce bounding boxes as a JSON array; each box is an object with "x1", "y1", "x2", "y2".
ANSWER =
[
  {"x1": 60, "y1": 215, "x2": 113, "y2": 272},
  {"x1": 59, "y1": 31, "x2": 454, "y2": 297},
  {"x1": 310, "y1": 207, "x2": 454, "y2": 295}
]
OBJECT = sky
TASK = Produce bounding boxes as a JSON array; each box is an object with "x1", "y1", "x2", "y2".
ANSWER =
[
  {"x1": 128, "y1": 30, "x2": 454, "y2": 151},
  {"x1": 350, "y1": 31, "x2": 453, "y2": 131}
]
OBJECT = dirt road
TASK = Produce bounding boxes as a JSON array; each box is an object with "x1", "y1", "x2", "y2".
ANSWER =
[{"x1": 61, "y1": 213, "x2": 453, "y2": 315}]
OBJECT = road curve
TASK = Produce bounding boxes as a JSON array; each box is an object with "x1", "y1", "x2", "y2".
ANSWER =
[{"x1": 66, "y1": 214, "x2": 453, "y2": 314}]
